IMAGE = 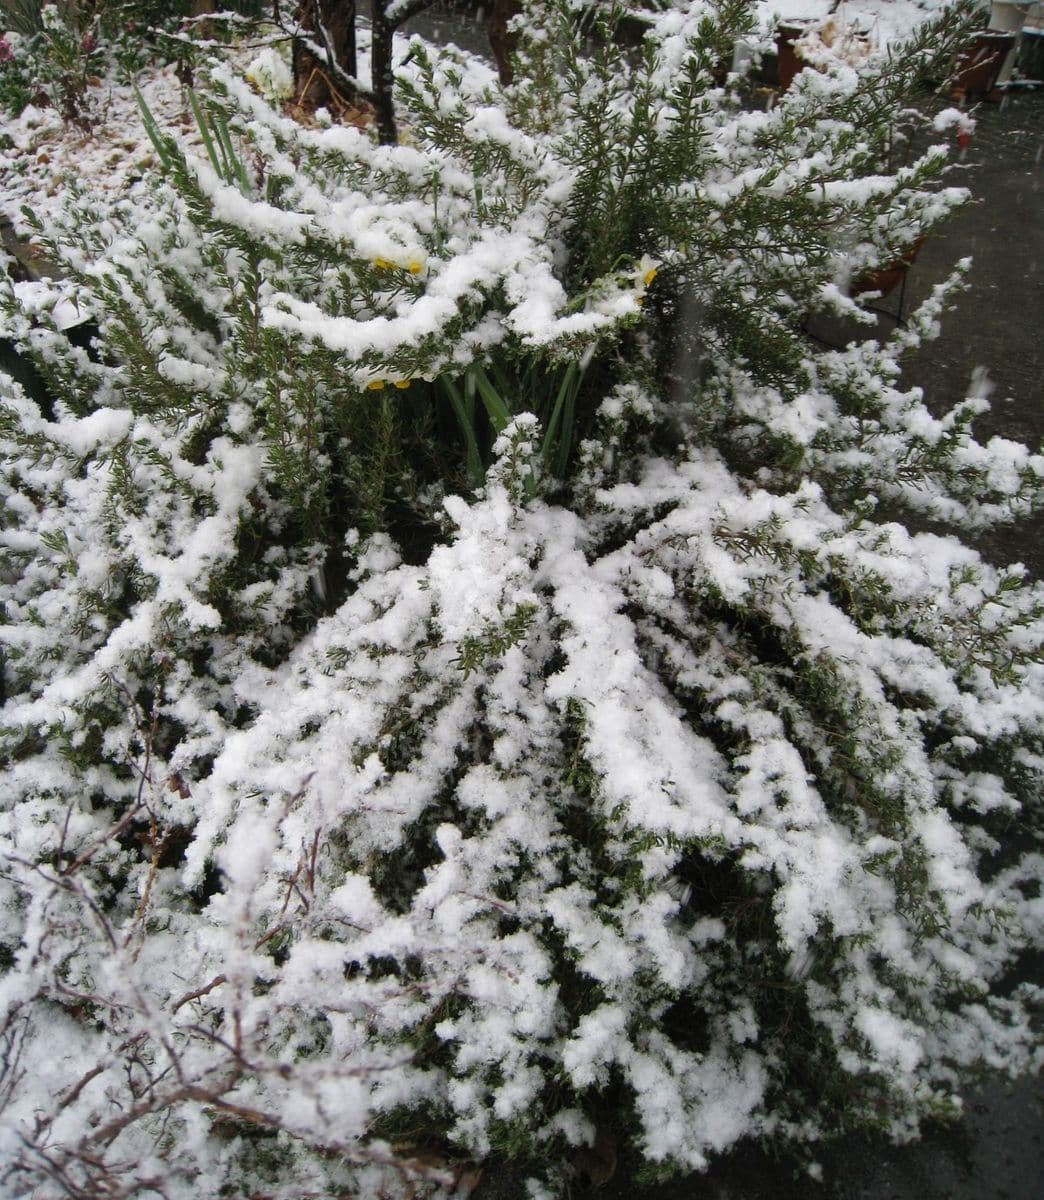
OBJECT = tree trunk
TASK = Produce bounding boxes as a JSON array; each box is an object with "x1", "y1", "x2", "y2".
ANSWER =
[
  {"x1": 292, "y1": 0, "x2": 358, "y2": 115},
  {"x1": 369, "y1": 0, "x2": 439, "y2": 145},
  {"x1": 190, "y1": 0, "x2": 216, "y2": 38},
  {"x1": 371, "y1": 3, "x2": 397, "y2": 146},
  {"x1": 489, "y1": 0, "x2": 523, "y2": 85}
]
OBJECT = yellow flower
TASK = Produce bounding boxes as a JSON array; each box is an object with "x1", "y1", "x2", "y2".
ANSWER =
[
  {"x1": 372, "y1": 256, "x2": 424, "y2": 275},
  {"x1": 393, "y1": 379, "x2": 412, "y2": 389},
  {"x1": 366, "y1": 380, "x2": 386, "y2": 391},
  {"x1": 636, "y1": 254, "x2": 660, "y2": 288}
]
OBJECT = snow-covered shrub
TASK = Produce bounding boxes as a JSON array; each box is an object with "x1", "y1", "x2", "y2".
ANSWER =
[
  {"x1": 0, "y1": 31, "x2": 35, "y2": 117},
  {"x1": 0, "y1": 2, "x2": 197, "y2": 121},
  {"x1": 0, "y1": 1, "x2": 1041, "y2": 1195}
]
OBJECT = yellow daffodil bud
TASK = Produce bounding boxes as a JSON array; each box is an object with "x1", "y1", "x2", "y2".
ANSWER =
[
  {"x1": 373, "y1": 257, "x2": 393, "y2": 270},
  {"x1": 636, "y1": 255, "x2": 660, "y2": 288},
  {"x1": 366, "y1": 380, "x2": 386, "y2": 391},
  {"x1": 407, "y1": 260, "x2": 424, "y2": 275},
  {"x1": 393, "y1": 379, "x2": 411, "y2": 389}
]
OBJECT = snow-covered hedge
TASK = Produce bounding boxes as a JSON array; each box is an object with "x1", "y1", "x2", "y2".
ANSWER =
[{"x1": 0, "y1": 2, "x2": 1041, "y2": 1196}]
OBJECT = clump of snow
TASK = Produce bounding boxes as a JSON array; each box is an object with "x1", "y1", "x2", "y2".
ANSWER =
[{"x1": 244, "y1": 45, "x2": 294, "y2": 104}]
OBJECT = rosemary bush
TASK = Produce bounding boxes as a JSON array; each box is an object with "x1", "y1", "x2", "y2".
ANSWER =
[
  {"x1": 0, "y1": 2, "x2": 1041, "y2": 1196},
  {"x1": 0, "y1": 2, "x2": 196, "y2": 120}
]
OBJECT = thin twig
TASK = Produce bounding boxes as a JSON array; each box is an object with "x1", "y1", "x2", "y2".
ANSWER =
[{"x1": 171, "y1": 973, "x2": 228, "y2": 1013}]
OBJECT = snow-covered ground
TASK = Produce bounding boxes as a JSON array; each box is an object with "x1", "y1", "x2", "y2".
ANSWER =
[
  {"x1": 763, "y1": 0, "x2": 1043, "y2": 39},
  {"x1": 759, "y1": 0, "x2": 951, "y2": 44}
]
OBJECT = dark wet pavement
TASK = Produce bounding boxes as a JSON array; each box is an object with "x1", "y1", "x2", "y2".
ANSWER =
[
  {"x1": 577, "y1": 1073, "x2": 1044, "y2": 1200},
  {"x1": 900, "y1": 90, "x2": 1044, "y2": 581},
  {"x1": 472, "y1": 1073, "x2": 1043, "y2": 1198}
]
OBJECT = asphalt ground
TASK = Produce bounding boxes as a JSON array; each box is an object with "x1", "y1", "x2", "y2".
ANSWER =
[
  {"x1": 900, "y1": 89, "x2": 1044, "y2": 582},
  {"x1": 808, "y1": 87, "x2": 1044, "y2": 582}
]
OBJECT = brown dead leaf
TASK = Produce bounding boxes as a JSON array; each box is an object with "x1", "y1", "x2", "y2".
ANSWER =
[
  {"x1": 282, "y1": 101, "x2": 319, "y2": 128},
  {"x1": 572, "y1": 1127, "x2": 618, "y2": 1188},
  {"x1": 167, "y1": 772, "x2": 191, "y2": 799},
  {"x1": 340, "y1": 104, "x2": 375, "y2": 132},
  {"x1": 449, "y1": 1165, "x2": 483, "y2": 1196},
  {"x1": 391, "y1": 1146, "x2": 482, "y2": 1197}
]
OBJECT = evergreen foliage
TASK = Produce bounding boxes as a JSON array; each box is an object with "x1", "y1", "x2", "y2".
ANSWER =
[
  {"x1": 0, "y1": 2, "x2": 201, "y2": 120},
  {"x1": 0, "y1": 2, "x2": 1041, "y2": 1196}
]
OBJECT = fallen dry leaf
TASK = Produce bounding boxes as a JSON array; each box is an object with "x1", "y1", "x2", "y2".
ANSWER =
[{"x1": 572, "y1": 1128, "x2": 617, "y2": 1188}]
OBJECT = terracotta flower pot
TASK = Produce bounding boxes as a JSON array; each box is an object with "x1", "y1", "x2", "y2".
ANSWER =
[
  {"x1": 951, "y1": 30, "x2": 1018, "y2": 97},
  {"x1": 776, "y1": 22, "x2": 812, "y2": 92},
  {"x1": 850, "y1": 236, "x2": 926, "y2": 298}
]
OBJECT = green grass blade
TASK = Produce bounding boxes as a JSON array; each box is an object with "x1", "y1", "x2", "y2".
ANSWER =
[
  {"x1": 553, "y1": 370, "x2": 578, "y2": 478},
  {"x1": 469, "y1": 364, "x2": 512, "y2": 433},
  {"x1": 441, "y1": 376, "x2": 484, "y2": 487},
  {"x1": 211, "y1": 104, "x2": 251, "y2": 193},
  {"x1": 487, "y1": 357, "x2": 515, "y2": 404},
  {"x1": 541, "y1": 360, "x2": 578, "y2": 465},
  {"x1": 187, "y1": 88, "x2": 224, "y2": 181},
  {"x1": 133, "y1": 86, "x2": 175, "y2": 173},
  {"x1": 463, "y1": 369, "x2": 477, "y2": 429}
]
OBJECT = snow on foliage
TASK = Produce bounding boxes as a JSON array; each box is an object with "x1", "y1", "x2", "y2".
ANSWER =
[{"x1": 0, "y1": 2, "x2": 1041, "y2": 1196}]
